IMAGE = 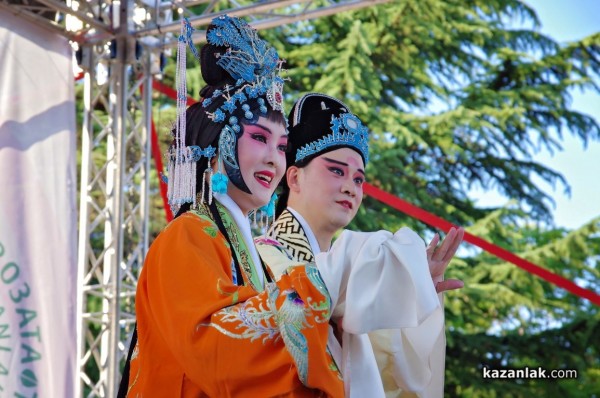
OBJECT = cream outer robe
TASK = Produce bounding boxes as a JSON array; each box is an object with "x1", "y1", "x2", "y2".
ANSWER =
[{"x1": 258, "y1": 226, "x2": 446, "y2": 398}]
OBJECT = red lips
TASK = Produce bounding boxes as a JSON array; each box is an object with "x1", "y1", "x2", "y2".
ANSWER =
[
  {"x1": 254, "y1": 170, "x2": 275, "y2": 188},
  {"x1": 336, "y1": 200, "x2": 353, "y2": 210}
]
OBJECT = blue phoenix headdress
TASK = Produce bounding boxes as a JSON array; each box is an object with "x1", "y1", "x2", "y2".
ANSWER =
[
  {"x1": 205, "y1": 15, "x2": 284, "y2": 112},
  {"x1": 202, "y1": 15, "x2": 286, "y2": 197},
  {"x1": 167, "y1": 15, "x2": 286, "y2": 212}
]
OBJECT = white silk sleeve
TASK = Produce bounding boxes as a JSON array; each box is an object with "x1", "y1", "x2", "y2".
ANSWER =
[
  {"x1": 315, "y1": 228, "x2": 445, "y2": 397},
  {"x1": 315, "y1": 227, "x2": 441, "y2": 331},
  {"x1": 368, "y1": 295, "x2": 446, "y2": 397}
]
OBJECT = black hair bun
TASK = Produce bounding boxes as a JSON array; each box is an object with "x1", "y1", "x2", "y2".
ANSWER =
[{"x1": 200, "y1": 43, "x2": 229, "y2": 86}]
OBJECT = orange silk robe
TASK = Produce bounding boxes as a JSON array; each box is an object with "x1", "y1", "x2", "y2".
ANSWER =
[{"x1": 127, "y1": 205, "x2": 343, "y2": 397}]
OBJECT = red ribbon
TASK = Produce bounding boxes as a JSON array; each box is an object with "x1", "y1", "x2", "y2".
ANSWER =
[
  {"x1": 152, "y1": 79, "x2": 196, "y2": 107},
  {"x1": 364, "y1": 183, "x2": 600, "y2": 307},
  {"x1": 150, "y1": 77, "x2": 600, "y2": 307}
]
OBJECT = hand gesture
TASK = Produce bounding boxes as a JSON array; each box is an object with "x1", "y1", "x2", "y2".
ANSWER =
[{"x1": 426, "y1": 227, "x2": 465, "y2": 293}]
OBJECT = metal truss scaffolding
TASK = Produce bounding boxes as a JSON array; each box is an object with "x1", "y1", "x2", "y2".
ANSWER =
[
  {"x1": 0, "y1": 0, "x2": 390, "y2": 396},
  {"x1": 76, "y1": 17, "x2": 153, "y2": 398}
]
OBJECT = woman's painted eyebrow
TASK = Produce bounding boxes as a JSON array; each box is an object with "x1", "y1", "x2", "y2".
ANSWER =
[
  {"x1": 322, "y1": 156, "x2": 365, "y2": 176},
  {"x1": 246, "y1": 123, "x2": 288, "y2": 139}
]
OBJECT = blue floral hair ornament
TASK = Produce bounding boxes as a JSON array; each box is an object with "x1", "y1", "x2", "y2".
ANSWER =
[{"x1": 168, "y1": 145, "x2": 217, "y2": 164}]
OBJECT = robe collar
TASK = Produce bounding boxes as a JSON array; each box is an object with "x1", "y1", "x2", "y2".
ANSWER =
[{"x1": 268, "y1": 207, "x2": 323, "y2": 263}]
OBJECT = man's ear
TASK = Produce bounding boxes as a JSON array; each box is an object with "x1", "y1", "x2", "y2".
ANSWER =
[{"x1": 286, "y1": 166, "x2": 302, "y2": 193}]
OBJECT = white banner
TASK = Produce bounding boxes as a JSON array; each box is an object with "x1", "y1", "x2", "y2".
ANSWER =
[{"x1": 0, "y1": 10, "x2": 77, "y2": 397}]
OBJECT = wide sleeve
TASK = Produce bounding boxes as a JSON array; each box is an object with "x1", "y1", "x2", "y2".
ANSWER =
[
  {"x1": 368, "y1": 297, "x2": 446, "y2": 397},
  {"x1": 315, "y1": 228, "x2": 441, "y2": 332},
  {"x1": 136, "y1": 213, "x2": 342, "y2": 397},
  {"x1": 314, "y1": 227, "x2": 445, "y2": 396}
]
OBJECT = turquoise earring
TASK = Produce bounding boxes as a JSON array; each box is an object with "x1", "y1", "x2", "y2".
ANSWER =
[
  {"x1": 211, "y1": 157, "x2": 229, "y2": 195},
  {"x1": 259, "y1": 192, "x2": 278, "y2": 217}
]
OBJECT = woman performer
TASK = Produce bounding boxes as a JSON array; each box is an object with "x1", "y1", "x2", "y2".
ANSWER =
[
  {"x1": 256, "y1": 93, "x2": 464, "y2": 397},
  {"x1": 125, "y1": 16, "x2": 343, "y2": 396}
]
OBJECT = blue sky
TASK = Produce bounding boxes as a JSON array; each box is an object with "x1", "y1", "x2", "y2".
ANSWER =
[{"x1": 473, "y1": 0, "x2": 600, "y2": 229}]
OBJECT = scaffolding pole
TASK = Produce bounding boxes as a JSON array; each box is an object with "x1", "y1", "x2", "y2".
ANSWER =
[{"x1": 2, "y1": 1, "x2": 391, "y2": 395}]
